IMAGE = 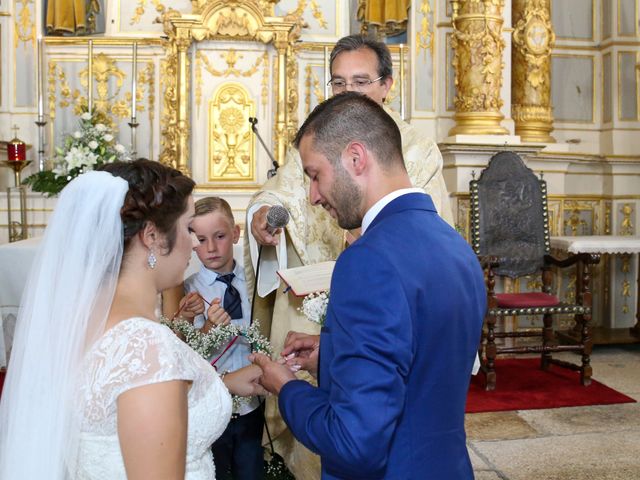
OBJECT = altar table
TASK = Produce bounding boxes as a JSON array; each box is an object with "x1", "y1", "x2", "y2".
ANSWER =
[
  {"x1": 550, "y1": 236, "x2": 640, "y2": 339},
  {"x1": 0, "y1": 237, "x2": 41, "y2": 368}
]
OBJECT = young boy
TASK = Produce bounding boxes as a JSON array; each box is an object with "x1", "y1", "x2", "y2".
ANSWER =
[{"x1": 185, "y1": 196, "x2": 264, "y2": 480}]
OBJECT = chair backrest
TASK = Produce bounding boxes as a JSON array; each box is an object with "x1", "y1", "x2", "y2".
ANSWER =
[{"x1": 470, "y1": 151, "x2": 551, "y2": 278}]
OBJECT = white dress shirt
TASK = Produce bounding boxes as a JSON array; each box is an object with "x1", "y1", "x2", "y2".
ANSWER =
[
  {"x1": 184, "y1": 261, "x2": 259, "y2": 414},
  {"x1": 361, "y1": 188, "x2": 425, "y2": 234}
]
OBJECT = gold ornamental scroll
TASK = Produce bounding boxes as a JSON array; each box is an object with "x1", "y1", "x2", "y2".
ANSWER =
[
  {"x1": 512, "y1": 0, "x2": 555, "y2": 143},
  {"x1": 209, "y1": 83, "x2": 255, "y2": 181},
  {"x1": 449, "y1": 0, "x2": 508, "y2": 136},
  {"x1": 159, "y1": 1, "x2": 299, "y2": 175}
]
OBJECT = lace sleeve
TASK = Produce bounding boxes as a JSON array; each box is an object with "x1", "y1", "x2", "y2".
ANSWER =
[{"x1": 83, "y1": 318, "x2": 198, "y2": 424}]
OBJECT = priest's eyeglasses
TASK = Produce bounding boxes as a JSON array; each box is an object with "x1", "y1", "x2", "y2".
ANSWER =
[{"x1": 327, "y1": 76, "x2": 384, "y2": 93}]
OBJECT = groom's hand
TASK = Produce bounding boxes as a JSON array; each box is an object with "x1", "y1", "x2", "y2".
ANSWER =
[
  {"x1": 250, "y1": 353, "x2": 295, "y2": 395},
  {"x1": 282, "y1": 332, "x2": 320, "y2": 378}
]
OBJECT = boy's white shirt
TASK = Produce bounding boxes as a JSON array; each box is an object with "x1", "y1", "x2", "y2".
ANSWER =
[{"x1": 184, "y1": 255, "x2": 260, "y2": 415}]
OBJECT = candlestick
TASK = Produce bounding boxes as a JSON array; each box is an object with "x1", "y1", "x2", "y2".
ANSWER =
[
  {"x1": 1, "y1": 160, "x2": 31, "y2": 187},
  {"x1": 2, "y1": 160, "x2": 31, "y2": 242},
  {"x1": 88, "y1": 40, "x2": 93, "y2": 113},
  {"x1": 37, "y1": 35, "x2": 44, "y2": 119},
  {"x1": 131, "y1": 42, "x2": 138, "y2": 119},
  {"x1": 36, "y1": 117, "x2": 47, "y2": 172},
  {"x1": 128, "y1": 118, "x2": 138, "y2": 161}
]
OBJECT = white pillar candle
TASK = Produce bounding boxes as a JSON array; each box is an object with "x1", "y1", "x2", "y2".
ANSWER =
[
  {"x1": 131, "y1": 42, "x2": 137, "y2": 119},
  {"x1": 88, "y1": 40, "x2": 93, "y2": 112},
  {"x1": 36, "y1": 35, "x2": 44, "y2": 118}
]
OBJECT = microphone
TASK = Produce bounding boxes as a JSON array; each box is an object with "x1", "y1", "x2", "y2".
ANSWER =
[{"x1": 266, "y1": 205, "x2": 290, "y2": 235}]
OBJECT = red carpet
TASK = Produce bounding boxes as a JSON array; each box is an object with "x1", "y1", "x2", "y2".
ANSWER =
[
  {"x1": 0, "y1": 369, "x2": 4, "y2": 399},
  {"x1": 466, "y1": 358, "x2": 636, "y2": 413}
]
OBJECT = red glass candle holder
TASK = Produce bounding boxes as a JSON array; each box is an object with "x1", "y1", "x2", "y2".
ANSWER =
[{"x1": 7, "y1": 137, "x2": 26, "y2": 162}]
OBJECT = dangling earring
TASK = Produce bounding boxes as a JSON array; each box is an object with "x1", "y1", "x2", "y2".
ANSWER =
[{"x1": 147, "y1": 249, "x2": 157, "y2": 269}]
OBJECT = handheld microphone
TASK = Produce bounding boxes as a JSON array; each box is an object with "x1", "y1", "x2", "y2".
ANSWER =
[{"x1": 266, "y1": 205, "x2": 290, "y2": 235}]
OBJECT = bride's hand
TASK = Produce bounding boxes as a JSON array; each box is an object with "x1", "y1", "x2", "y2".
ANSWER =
[
  {"x1": 177, "y1": 292, "x2": 205, "y2": 322},
  {"x1": 221, "y1": 364, "x2": 267, "y2": 397}
]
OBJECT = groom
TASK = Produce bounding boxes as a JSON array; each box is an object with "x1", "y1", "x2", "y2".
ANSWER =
[{"x1": 251, "y1": 92, "x2": 486, "y2": 479}]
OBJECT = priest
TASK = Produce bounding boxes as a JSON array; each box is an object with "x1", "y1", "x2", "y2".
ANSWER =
[{"x1": 244, "y1": 34, "x2": 453, "y2": 479}]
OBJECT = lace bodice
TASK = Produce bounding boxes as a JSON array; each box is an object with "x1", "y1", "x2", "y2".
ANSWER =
[{"x1": 73, "y1": 317, "x2": 231, "y2": 479}]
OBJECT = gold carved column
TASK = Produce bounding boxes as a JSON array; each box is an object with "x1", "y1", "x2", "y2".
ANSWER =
[
  {"x1": 449, "y1": 0, "x2": 508, "y2": 136},
  {"x1": 512, "y1": 0, "x2": 555, "y2": 142},
  {"x1": 274, "y1": 32, "x2": 289, "y2": 170},
  {"x1": 175, "y1": 28, "x2": 193, "y2": 175}
]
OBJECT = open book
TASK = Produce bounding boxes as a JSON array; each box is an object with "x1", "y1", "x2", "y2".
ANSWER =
[{"x1": 277, "y1": 261, "x2": 335, "y2": 297}]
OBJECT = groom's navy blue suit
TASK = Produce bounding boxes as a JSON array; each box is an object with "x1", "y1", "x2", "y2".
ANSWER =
[{"x1": 278, "y1": 192, "x2": 486, "y2": 479}]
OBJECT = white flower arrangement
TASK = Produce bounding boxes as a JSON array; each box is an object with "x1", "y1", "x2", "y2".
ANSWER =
[
  {"x1": 24, "y1": 112, "x2": 129, "y2": 196},
  {"x1": 299, "y1": 291, "x2": 329, "y2": 326},
  {"x1": 161, "y1": 317, "x2": 273, "y2": 408},
  {"x1": 51, "y1": 116, "x2": 126, "y2": 178}
]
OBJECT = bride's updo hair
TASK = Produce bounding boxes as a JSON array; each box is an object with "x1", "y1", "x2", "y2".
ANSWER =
[{"x1": 99, "y1": 159, "x2": 195, "y2": 253}]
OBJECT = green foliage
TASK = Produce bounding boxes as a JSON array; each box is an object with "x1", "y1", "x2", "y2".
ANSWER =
[
  {"x1": 23, "y1": 112, "x2": 128, "y2": 196},
  {"x1": 22, "y1": 170, "x2": 69, "y2": 197}
]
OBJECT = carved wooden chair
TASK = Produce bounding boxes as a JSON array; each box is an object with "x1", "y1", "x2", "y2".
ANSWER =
[{"x1": 470, "y1": 151, "x2": 600, "y2": 391}]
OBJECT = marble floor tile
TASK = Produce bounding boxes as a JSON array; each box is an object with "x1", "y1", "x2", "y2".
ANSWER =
[
  {"x1": 466, "y1": 411, "x2": 539, "y2": 441},
  {"x1": 472, "y1": 470, "x2": 506, "y2": 480},
  {"x1": 517, "y1": 403, "x2": 640, "y2": 436},
  {"x1": 469, "y1": 346, "x2": 640, "y2": 479},
  {"x1": 468, "y1": 445, "x2": 491, "y2": 470},
  {"x1": 471, "y1": 430, "x2": 640, "y2": 480}
]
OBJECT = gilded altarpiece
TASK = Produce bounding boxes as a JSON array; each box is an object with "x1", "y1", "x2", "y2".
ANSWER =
[
  {"x1": 207, "y1": 83, "x2": 256, "y2": 182},
  {"x1": 43, "y1": 39, "x2": 161, "y2": 162},
  {"x1": 193, "y1": 42, "x2": 270, "y2": 185},
  {"x1": 158, "y1": 0, "x2": 300, "y2": 189}
]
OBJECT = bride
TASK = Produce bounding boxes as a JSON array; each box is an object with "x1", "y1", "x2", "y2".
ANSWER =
[{"x1": 0, "y1": 159, "x2": 265, "y2": 479}]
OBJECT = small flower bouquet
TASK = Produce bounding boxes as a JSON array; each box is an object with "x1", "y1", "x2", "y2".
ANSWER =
[
  {"x1": 299, "y1": 291, "x2": 329, "y2": 326},
  {"x1": 161, "y1": 317, "x2": 272, "y2": 360},
  {"x1": 23, "y1": 112, "x2": 128, "y2": 196},
  {"x1": 161, "y1": 316, "x2": 272, "y2": 409}
]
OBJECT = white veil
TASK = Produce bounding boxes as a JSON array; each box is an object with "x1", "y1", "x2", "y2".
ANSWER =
[{"x1": 0, "y1": 171, "x2": 128, "y2": 478}]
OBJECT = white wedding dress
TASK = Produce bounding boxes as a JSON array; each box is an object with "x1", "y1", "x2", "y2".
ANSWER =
[{"x1": 72, "y1": 317, "x2": 232, "y2": 479}]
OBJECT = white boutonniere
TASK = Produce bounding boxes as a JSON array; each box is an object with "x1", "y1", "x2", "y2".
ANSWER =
[{"x1": 299, "y1": 291, "x2": 329, "y2": 326}]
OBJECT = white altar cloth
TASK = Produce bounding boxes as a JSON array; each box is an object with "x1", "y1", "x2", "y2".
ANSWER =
[
  {"x1": 0, "y1": 237, "x2": 41, "y2": 368},
  {"x1": 550, "y1": 235, "x2": 640, "y2": 255},
  {"x1": 550, "y1": 236, "x2": 640, "y2": 332}
]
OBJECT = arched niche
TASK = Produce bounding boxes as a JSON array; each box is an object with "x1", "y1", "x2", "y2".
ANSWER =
[{"x1": 159, "y1": 0, "x2": 300, "y2": 178}]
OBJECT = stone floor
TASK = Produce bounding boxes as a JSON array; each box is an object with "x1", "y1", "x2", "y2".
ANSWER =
[{"x1": 467, "y1": 345, "x2": 640, "y2": 480}]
